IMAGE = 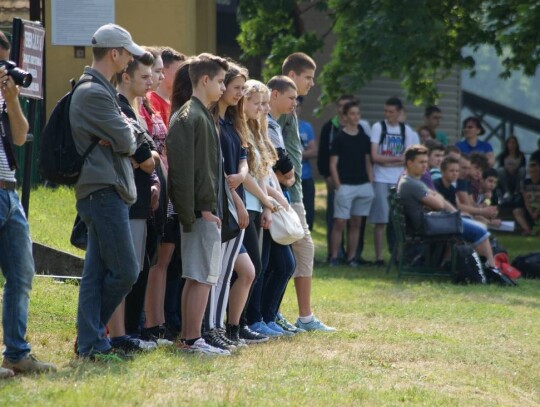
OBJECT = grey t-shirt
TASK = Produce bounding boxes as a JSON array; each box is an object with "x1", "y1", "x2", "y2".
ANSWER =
[{"x1": 397, "y1": 174, "x2": 429, "y2": 231}]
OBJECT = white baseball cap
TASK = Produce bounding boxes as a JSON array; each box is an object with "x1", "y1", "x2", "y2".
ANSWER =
[{"x1": 91, "y1": 24, "x2": 145, "y2": 57}]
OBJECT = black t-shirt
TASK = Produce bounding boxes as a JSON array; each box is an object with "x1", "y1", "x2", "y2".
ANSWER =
[
  {"x1": 434, "y1": 178, "x2": 457, "y2": 207},
  {"x1": 330, "y1": 126, "x2": 371, "y2": 185},
  {"x1": 118, "y1": 94, "x2": 155, "y2": 220}
]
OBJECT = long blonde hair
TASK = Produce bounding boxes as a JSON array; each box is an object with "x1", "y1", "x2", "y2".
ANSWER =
[{"x1": 243, "y1": 80, "x2": 277, "y2": 179}]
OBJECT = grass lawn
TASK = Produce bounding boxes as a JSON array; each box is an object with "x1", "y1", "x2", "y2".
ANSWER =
[{"x1": 1, "y1": 185, "x2": 539, "y2": 406}]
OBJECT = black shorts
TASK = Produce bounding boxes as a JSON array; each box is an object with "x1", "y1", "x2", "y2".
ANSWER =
[{"x1": 162, "y1": 215, "x2": 180, "y2": 244}]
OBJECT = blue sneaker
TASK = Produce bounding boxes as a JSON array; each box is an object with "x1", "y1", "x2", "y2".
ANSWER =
[
  {"x1": 275, "y1": 312, "x2": 306, "y2": 333},
  {"x1": 295, "y1": 316, "x2": 336, "y2": 332},
  {"x1": 266, "y1": 321, "x2": 294, "y2": 336},
  {"x1": 249, "y1": 321, "x2": 282, "y2": 337}
]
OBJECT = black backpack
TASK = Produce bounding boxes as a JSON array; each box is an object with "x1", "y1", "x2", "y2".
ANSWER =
[
  {"x1": 39, "y1": 78, "x2": 98, "y2": 185},
  {"x1": 453, "y1": 244, "x2": 486, "y2": 284},
  {"x1": 511, "y1": 253, "x2": 540, "y2": 279}
]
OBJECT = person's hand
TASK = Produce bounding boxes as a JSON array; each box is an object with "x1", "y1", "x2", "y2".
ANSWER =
[
  {"x1": 0, "y1": 68, "x2": 19, "y2": 102},
  {"x1": 484, "y1": 205, "x2": 498, "y2": 218},
  {"x1": 325, "y1": 176, "x2": 334, "y2": 190},
  {"x1": 202, "y1": 211, "x2": 221, "y2": 228},
  {"x1": 237, "y1": 204, "x2": 249, "y2": 229},
  {"x1": 226, "y1": 173, "x2": 244, "y2": 190},
  {"x1": 261, "y1": 208, "x2": 273, "y2": 229},
  {"x1": 150, "y1": 185, "x2": 160, "y2": 211},
  {"x1": 490, "y1": 218, "x2": 502, "y2": 227}
]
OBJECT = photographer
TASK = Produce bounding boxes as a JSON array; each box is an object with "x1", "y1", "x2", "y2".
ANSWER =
[{"x1": 0, "y1": 31, "x2": 56, "y2": 378}]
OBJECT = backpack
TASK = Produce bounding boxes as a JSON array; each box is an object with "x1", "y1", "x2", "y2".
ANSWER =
[
  {"x1": 511, "y1": 253, "x2": 540, "y2": 279},
  {"x1": 453, "y1": 243, "x2": 486, "y2": 284},
  {"x1": 494, "y1": 252, "x2": 522, "y2": 281},
  {"x1": 39, "y1": 78, "x2": 98, "y2": 185},
  {"x1": 379, "y1": 120, "x2": 406, "y2": 149}
]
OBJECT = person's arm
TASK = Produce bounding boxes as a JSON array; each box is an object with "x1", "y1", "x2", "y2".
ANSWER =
[
  {"x1": 370, "y1": 142, "x2": 404, "y2": 166},
  {"x1": 227, "y1": 158, "x2": 248, "y2": 190},
  {"x1": 456, "y1": 190, "x2": 498, "y2": 217},
  {"x1": 166, "y1": 119, "x2": 196, "y2": 231},
  {"x1": 365, "y1": 153, "x2": 373, "y2": 183},
  {"x1": 302, "y1": 139, "x2": 317, "y2": 160},
  {"x1": 1, "y1": 69, "x2": 28, "y2": 146},
  {"x1": 329, "y1": 155, "x2": 340, "y2": 191},
  {"x1": 231, "y1": 189, "x2": 249, "y2": 229},
  {"x1": 243, "y1": 173, "x2": 273, "y2": 210}
]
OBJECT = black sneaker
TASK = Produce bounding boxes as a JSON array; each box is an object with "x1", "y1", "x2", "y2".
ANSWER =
[
  {"x1": 374, "y1": 259, "x2": 385, "y2": 267},
  {"x1": 141, "y1": 325, "x2": 176, "y2": 345},
  {"x1": 111, "y1": 336, "x2": 157, "y2": 352},
  {"x1": 225, "y1": 324, "x2": 248, "y2": 347},
  {"x1": 356, "y1": 256, "x2": 374, "y2": 266},
  {"x1": 239, "y1": 325, "x2": 269, "y2": 344},
  {"x1": 203, "y1": 329, "x2": 236, "y2": 351}
]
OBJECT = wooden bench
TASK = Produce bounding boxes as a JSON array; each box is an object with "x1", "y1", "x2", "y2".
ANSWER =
[{"x1": 385, "y1": 187, "x2": 459, "y2": 279}]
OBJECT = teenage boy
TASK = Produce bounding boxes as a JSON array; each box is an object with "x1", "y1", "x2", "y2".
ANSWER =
[
  {"x1": 423, "y1": 105, "x2": 448, "y2": 145},
  {"x1": 425, "y1": 139, "x2": 445, "y2": 181},
  {"x1": 397, "y1": 145, "x2": 501, "y2": 274},
  {"x1": 434, "y1": 156, "x2": 461, "y2": 207},
  {"x1": 328, "y1": 100, "x2": 374, "y2": 266},
  {"x1": 148, "y1": 47, "x2": 185, "y2": 125},
  {"x1": 166, "y1": 53, "x2": 230, "y2": 355},
  {"x1": 71, "y1": 24, "x2": 145, "y2": 360},
  {"x1": 369, "y1": 97, "x2": 418, "y2": 267},
  {"x1": 513, "y1": 158, "x2": 540, "y2": 235},
  {"x1": 0, "y1": 31, "x2": 56, "y2": 378},
  {"x1": 279, "y1": 52, "x2": 335, "y2": 332}
]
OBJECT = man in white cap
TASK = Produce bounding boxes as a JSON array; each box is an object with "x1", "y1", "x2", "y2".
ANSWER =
[{"x1": 70, "y1": 24, "x2": 147, "y2": 360}]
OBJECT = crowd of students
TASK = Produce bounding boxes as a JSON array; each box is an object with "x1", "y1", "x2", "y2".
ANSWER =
[{"x1": 315, "y1": 94, "x2": 540, "y2": 270}]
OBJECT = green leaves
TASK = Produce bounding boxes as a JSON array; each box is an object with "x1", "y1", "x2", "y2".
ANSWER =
[{"x1": 237, "y1": 0, "x2": 540, "y2": 107}]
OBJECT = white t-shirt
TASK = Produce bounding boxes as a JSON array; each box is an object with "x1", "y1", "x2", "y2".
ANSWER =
[{"x1": 370, "y1": 120, "x2": 419, "y2": 184}]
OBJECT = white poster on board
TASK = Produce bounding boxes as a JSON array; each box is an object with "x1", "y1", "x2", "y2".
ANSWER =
[{"x1": 51, "y1": 0, "x2": 115, "y2": 46}]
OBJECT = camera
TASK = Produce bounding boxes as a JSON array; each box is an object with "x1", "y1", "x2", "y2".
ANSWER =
[{"x1": 0, "y1": 60, "x2": 32, "y2": 88}]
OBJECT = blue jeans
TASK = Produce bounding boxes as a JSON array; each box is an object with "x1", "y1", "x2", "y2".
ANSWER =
[
  {"x1": 0, "y1": 189, "x2": 34, "y2": 362},
  {"x1": 76, "y1": 188, "x2": 139, "y2": 356}
]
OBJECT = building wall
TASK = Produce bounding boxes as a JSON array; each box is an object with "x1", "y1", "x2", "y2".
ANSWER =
[{"x1": 44, "y1": 0, "x2": 216, "y2": 116}]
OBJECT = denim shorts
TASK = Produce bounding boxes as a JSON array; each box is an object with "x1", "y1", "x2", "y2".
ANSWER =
[{"x1": 462, "y1": 217, "x2": 490, "y2": 246}]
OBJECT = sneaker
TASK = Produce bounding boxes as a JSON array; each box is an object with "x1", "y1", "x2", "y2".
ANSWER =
[
  {"x1": 328, "y1": 258, "x2": 340, "y2": 267},
  {"x1": 239, "y1": 325, "x2": 269, "y2": 344},
  {"x1": 266, "y1": 321, "x2": 294, "y2": 336},
  {"x1": 295, "y1": 316, "x2": 337, "y2": 332},
  {"x1": 222, "y1": 326, "x2": 247, "y2": 348},
  {"x1": 374, "y1": 259, "x2": 385, "y2": 267},
  {"x1": 180, "y1": 338, "x2": 230, "y2": 356},
  {"x1": 248, "y1": 321, "x2": 283, "y2": 337},
  {"x1": 275, "y1": 312, "x2": 305, "y2": 333},
  {"x1": 87, "y1": 348, "x2": 133, "y2": 362},
  {"x1": 0, "y1": 366, "x2": 15, "y2": 379},
  {"x1": 2, "y1": 354, "x2": 56, "y2": 375},
  {"x1": 217, "y1": 327, "x2": 246, "y2": 348},
  {"x1": 356, "y1": 256, "x2": 374, "y2": 266},
  {"x1": 347, "y1": 259, "x2": 360, "y2": 267},
  {"x1": 140, "y1": 326, "x2": 174, "y2": 346},
  {"x1": 111, "y1": 336, "x2": 157, "y2": 352},
  {"x1": 203, "y1": 329, "x2": 236, "y2": 351}
]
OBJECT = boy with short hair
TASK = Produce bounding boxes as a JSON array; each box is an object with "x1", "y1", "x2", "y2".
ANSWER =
[
  {"x1": 424, "y1": 105, "x2": 448, "y2": 145},
  {"x1": 166, "y1": 53, "x2": 230, "y2": 355},
  {"x1": 279, "y1": 52, "x2": 336, "y2": 332},
  {"x1": 425, "y1": 139, "x2": 445, "y2": 181},
  {"x1": 328, "y1": 100, "x2": 374, "y2": 266},
  {"x1": 434, "y1": 156, "x2": 461, "y2": 208}
]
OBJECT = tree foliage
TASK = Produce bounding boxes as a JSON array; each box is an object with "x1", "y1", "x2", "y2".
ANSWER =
[{"x1": 237, "y1": 0, "x2": 540, "y2": 107}]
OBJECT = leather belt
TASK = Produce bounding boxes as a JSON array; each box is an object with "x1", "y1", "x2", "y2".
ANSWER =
[{"x1": 0, "y1": 180, "x2": 16, "y2": 190}]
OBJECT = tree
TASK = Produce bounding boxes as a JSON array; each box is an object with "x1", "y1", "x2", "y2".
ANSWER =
[{"x1": 237, "y1": 0, "x2": 540, "y2": 107}]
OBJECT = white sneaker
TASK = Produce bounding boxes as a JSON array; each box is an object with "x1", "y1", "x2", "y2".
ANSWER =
[
  {"x1": 135, "y1": 338, "x2": 158, "y2": 351},
  {"x1": 182, "y1": 338, "x2": 230, "y2": 356},
  {"x1": 155, "y1": 338, "x2": 174, "y2": 347}
]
